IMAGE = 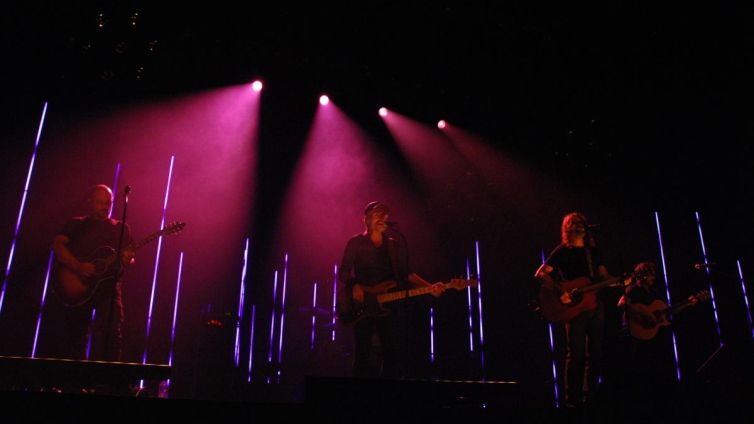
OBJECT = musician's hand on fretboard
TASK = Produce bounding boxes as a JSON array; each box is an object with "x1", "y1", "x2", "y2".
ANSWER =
[{"x1": 429, "y1": 282, "x2": 445, "y2": 298}]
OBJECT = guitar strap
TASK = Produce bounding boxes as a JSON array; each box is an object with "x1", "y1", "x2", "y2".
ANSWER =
[{"x1": 386, "y1": 236, "x2": 405, "y2": 289}]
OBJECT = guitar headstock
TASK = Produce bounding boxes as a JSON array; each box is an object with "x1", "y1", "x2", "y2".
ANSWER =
[
  {"x1": 163, "y1": 221, "x2": 186, "y2": 236},
  {"x1": 447, "y1": 278, "x2": 478, "y2": 290}
]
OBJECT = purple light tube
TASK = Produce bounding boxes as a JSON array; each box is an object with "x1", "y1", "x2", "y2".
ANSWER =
[
  {"x1": 548, "y1": 324, "x2": 560, "y2": 407},
  {"x1": 465, "y1": 258, "x2": 474, "y2": 352},
  {"x1": 85, "y1": 309, "x2": 96, "y2": 360},
  {"x1": 654, "y1": 212, "x2": 682, "y2": 382},
  {"x1": 331, "y1": 264, "x2": 338, "y2": 341},
  {"x1": 475, "y1": 241, "x2": 485, "y2": 370},
  {"x1": 247, "y1": 304, "x2": 257, "y2": 382},
  {"x1": 1, "y1": 102, "x2": 48, "y2": 315},
  {"x1": 541, "y1": 248, "x2": 560, "y2": 407},
  {"x1": 430, "y1": 306, "x2": 435, "y2": 363},
  {"x1": 694, "y1": 211, "x2": 723, "y2": 347},
  {"x1": 736, "y1": 260, "x2": 754, "y2": 340},
  {"x1": 311, "y1": 282, "x2": 318, "y2": 350},
  {"x1": 235, "y1": 238, "x2": 250, "y2": 367},
  {"x1": 142, "y1": 155, "x2": 175, "y2": 367},
  {"x1": 168, "y1": 251, "x2": 184, "y2": 367},
  {"x1": 31, "y1": 251, "x2": 54, "y2": 358},
  {"x1": 267, "y1": 270, "x2": 279, "y2": 364},
  {"x1": 109, "y1": 163, "x2": 121, "y2": 218},
  {"x1": 277, "y1": 253, "x2": 289, "y2": 365}
]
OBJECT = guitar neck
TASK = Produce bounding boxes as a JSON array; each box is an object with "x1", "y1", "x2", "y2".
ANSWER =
[
  {"x1": 377, "y1": 286, "x2": 437, "y2": 304},
  {"x1": 131, "y1": 230, "x2": 168, "y2": 250},
  {"x1": 667, "y1": 299, "x2": 694, "y2": 316},
  {"x1": 580, "y1": 276, "x2": 621, "y2": 293}
]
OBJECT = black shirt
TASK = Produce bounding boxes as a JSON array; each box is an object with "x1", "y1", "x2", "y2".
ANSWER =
[
  {"x1": 61, "y1": 216, "x2": 132, "y2": 258},
  {"x1": 545, "y1": 244, "x2": 605, "y2": 282},
  {"x1": 339, "y1": 231, "x2": 411, "y2": 288}
]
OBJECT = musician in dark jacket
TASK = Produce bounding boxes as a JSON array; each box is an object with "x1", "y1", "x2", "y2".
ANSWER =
[
  {"x1": 51, "y1": 184, "x2": 134, "y2": 361},
  {"x1": 535, "y1": 212, "x2": 613, "y2": 407},
  {"x1": 338, "y1": 201, "x2": 443, "y2": 378},
  {"x1": 617, "y1": 262, "x2": 678, "y2": 388}
]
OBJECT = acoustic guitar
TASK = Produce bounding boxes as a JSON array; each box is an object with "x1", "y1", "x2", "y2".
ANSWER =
[
  {"x1": 538, "y1": 274, "x2": 630, "y2": 322},
  {"x1": 628, "y1": 290, "x2": 710, "y2": 340},
  {"x1": 53, "y1": 221, "x2": 185, "y2": 307}
]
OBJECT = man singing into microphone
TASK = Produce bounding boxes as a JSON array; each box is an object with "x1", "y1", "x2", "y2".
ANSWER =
[
  {"x1": 337, "y1": 201, "x2": 444, "y2": 378},
  {"x1": 49, "y1": 184, "x2": 135, "y2": 361}
]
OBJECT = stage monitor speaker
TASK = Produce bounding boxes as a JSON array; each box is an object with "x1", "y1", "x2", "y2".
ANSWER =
[
  {"x1": 0, "y1": 355, "x2": 170, "y2": 390},
  {"x1": 193, "y1": 309, "x2": 237, "y2": 400},
  {"x1": 304, "y1": 375, "x2": 520, "y2": 410}
]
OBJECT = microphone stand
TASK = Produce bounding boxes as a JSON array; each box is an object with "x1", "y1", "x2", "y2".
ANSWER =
[{"x1": 104, "y1": 185, "x2": 130, "y2": 362}]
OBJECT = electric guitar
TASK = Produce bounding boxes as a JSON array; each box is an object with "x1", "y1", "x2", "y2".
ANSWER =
[
  {"x1": 628, "y1": 290, "x2": 710, "y2": 340},
  {"x1": 53, "y1": 221, "x2": 185, "y2": 307},
  {"x1": 337, "y1": 278, "x2": 478, "y2": 325},
  {"x1": 538, "y1": 274, "x2": 631, "y2": 322}
]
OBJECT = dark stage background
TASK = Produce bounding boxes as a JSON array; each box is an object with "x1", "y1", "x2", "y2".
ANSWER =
[{"x1": 1, "y1": 3, "x2": 752, "y2": 405}]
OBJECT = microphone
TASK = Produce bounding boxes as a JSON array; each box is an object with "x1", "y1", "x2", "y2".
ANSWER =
[
  {"x1": 694, "y1": 262, "x2": 717, "y2": 270},
  {"x1": 124, "y1": 185, "x2": 132, "y2": 195},
  {"x1": 386, "y1": 220, "x2": 398, "y2": 227}
]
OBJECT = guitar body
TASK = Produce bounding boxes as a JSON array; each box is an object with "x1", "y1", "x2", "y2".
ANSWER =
[
  {"x1": 538, "y1": 276, "x2": 599, "y2": 322},
  {"x1": 627, "y1": 291, "x2": 709, "y2": 340},
  {"x1": 53, "y1": 246, "x2": 119, "y2": 307},
  {"x1": 628, "y1": 300, "x2": 670, "y2": 340},
  {"x1": 339, "y1": 281, "x2": 398, "y2": 325}
]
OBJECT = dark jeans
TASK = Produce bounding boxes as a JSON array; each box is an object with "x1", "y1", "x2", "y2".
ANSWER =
[
  {"x1": 631, "y1": 328, "x2": 676, "y2": 387},
  {"x1": 565, "y1": 301, "x2": 604, "y2": 405},
  {"x1": 60, "y1": 281, "x2": 124, "y2": 361},
  {"x1": 352, "y1": 315, "x2": 399, "y2": 378}
]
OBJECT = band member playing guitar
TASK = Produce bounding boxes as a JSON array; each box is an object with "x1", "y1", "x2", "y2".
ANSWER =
[
  {"x1": 617, "y1": 262, "x2": 706, "y2": 388},
  {"x1": 50, "y1": 184, "x2": 135, "y2": 361},
  {"x1": 535, "y1": 212, "x2": 615, "y2": 408},
  {"x1": 337, "y1": 201, "x2": 444, "y2": 378}
]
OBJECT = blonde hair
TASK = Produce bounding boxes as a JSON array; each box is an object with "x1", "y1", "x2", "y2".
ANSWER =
[{"x1": 560, "y1": 212, "x2": 595, "y2": 247}]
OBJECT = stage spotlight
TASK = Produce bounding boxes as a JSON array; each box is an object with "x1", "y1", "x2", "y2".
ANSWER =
[
  {"x1": 437, "y1": 120, "x2": 447, "y2": 129},
  {"x1": 319, "y1": 95, "x2": 330, "y2": 106},
  {"x1": 251, "y1": 81, "x2": 263, "y2": 92},
  {"x1": 378, "y1": 107, "x2": 388, "y2": 117}
]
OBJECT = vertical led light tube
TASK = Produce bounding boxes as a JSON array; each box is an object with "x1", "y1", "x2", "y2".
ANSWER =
[
  {"x1": 654, "y1": 212, "x2": 682, "y2": 382},
  {"x1": 142, "y1": 155, "x2": 175, "y2": 367},
  {"x1": 465, "y1": 259, "x2": 474, "y2": 352},
  {"x1": 474, "y1": 241, "x2": 486, "y2": 371},
  {"x1": 311, "y1": 282, "x2": 318, "y2": 350},
  {"x1": 247, "y1": 305, "x2": 257, "y2": 382},
  {"x1": 234, "y1": 238, "x2": 250, "y2": 367},
  {"x1": 736, "y1": 260, "x2": 754, "y2": 340},
  {"x1": 277, "y1": 253, "x2": 289, "y2": 372},
  {"x1": 168, "y1": 251, "x2": 185, "y2": 367},
  {"x1": 31, "y1": 251, "x2": 55, "y2": 358},
  {"x1": 331, "y1": 264, "x2": 338, "y2": 341},
  {"x1": 429, "y1": 306, "x2": 435, "y2": 364},
  {"x1": 1, "y1": 102, "x2": 48, "y2": 315},
  {"x1": 267, "y1": 270, "x2": 279, "y2": 383},
  {"x1": 694, "y1": 212, "x2": 723, "y2": 347},
  {"x1": 541, "y1": 248, "x2": 560, "y2": 407},
  {"x1": 109, "y1": 163, "x2": 121, "y2": 218}
]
